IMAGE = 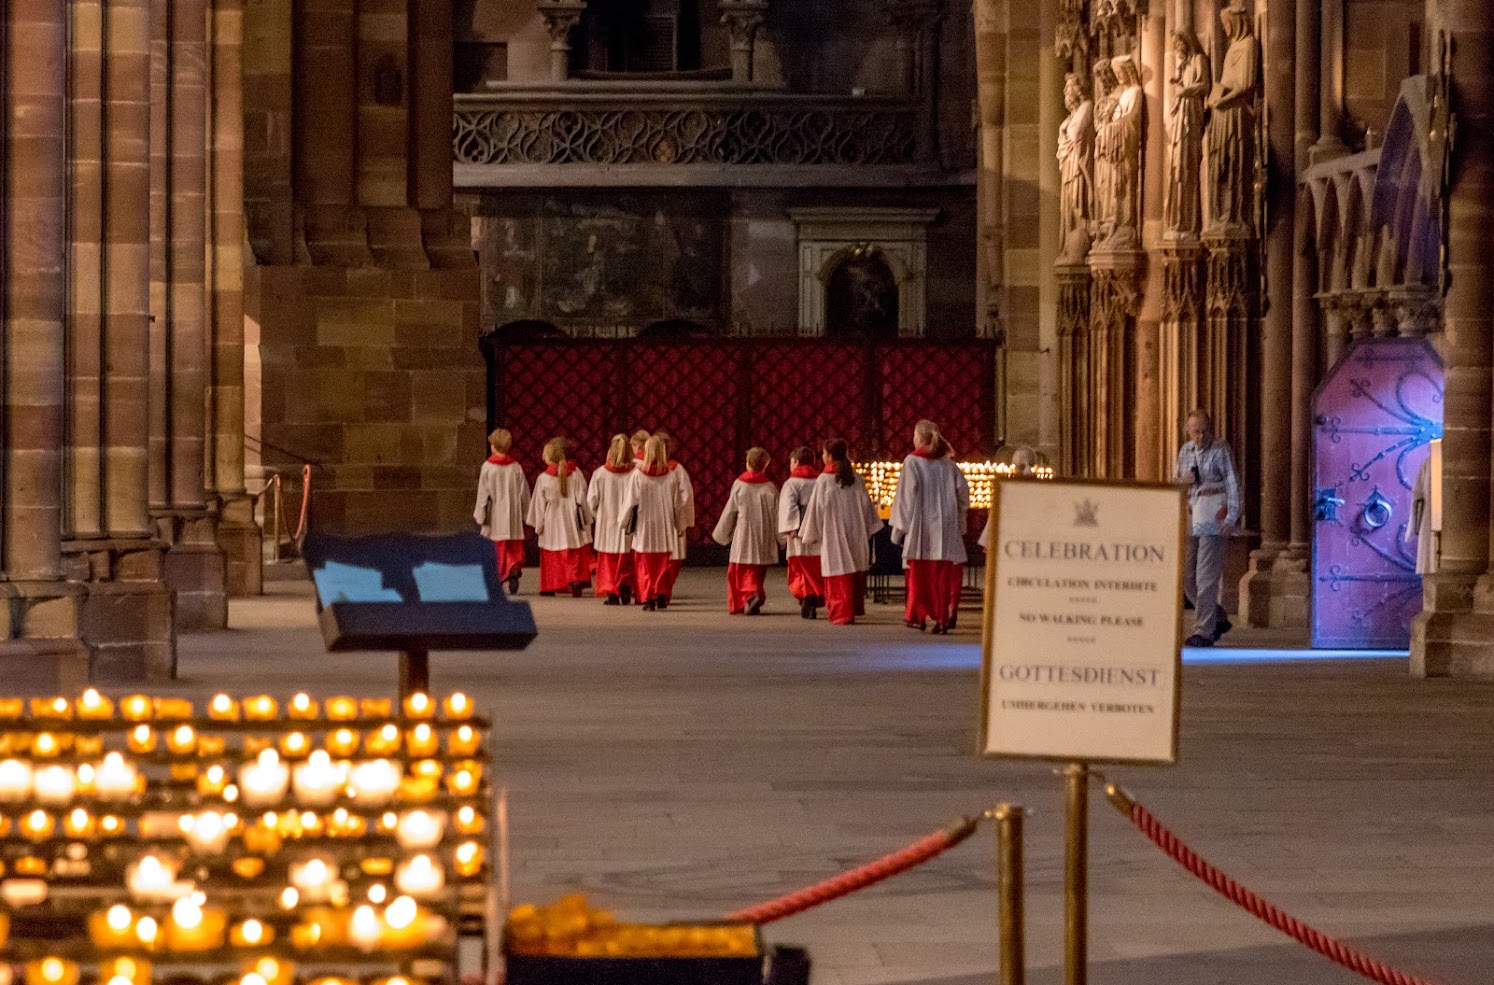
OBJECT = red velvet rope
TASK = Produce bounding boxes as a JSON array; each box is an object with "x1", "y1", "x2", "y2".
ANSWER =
[
  {"x1": 725, "y1": 817, "x2": 979, "y2": 925},
  {"x1": 1115, "y1": 790, "x2": 1445, "y2": 985}
]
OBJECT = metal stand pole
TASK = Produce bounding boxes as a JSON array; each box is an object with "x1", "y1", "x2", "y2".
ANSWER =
[
  {"x1": 995, "y1": 804, "x2": 1025, "y2": 985},
  {"x1": 1064, "y1": 763, "x2": 1089, "y2": 985},
  {"x1": 399, "y1": 648, "x2": 430, "y2": 700}
]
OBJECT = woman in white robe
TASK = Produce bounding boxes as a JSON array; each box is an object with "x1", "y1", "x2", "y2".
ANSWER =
[
  {"x1": 801, "y1": 439, "x2": 884, "y2": 626},
  {"x1": 527, "y1": 437, "x2": 595, "y2": 597},
  {"x1": 622, "y1": 436, "x2": 689, "y2": 610},
  {"x1": 472, "y1": 427, "x2": 531, "y2": 594},
  {"x1": 778, "y1": 447, "x2": 825, "y2": 618},
  {"x1": 889, "y1": 420, "x2": 969, "y2": 633},
  {"x1": 712, "y1": 448, "x2": 779, "y2": 615},
  {"x1": 589, "y1": 434, "x2": 636, "y2": 604}
]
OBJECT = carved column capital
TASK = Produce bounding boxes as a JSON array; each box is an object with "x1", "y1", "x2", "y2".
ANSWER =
[
  {"x1": 1388, "y1": 287, "x2": 1441, "y2": 338},
  {"x1": 1160, "y1": 244, "x2": 1206, "y2": 323},
  {"x1": 719, "y1": 0, "x2": 768, "y2": 82},
  {"x1": 537, "y1": 0, "x2": 587, "y2": 81}
]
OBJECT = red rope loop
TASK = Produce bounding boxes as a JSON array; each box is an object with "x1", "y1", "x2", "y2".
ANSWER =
[
  {"x1": 725, "y1": 816, "x2": 980, "y2": 925},
  {"x1": 1112, "y1": 788, "x2": 1446, "y2": 985}
]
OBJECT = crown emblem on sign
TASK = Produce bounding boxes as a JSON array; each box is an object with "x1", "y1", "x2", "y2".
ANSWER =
[{"x1": 1074, "y1": 498, "x2": 1099, "y2": 527}]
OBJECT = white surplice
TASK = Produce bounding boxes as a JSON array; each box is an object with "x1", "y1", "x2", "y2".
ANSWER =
[
  {"x1": 623, "y1": 469, "x2": 688, "y2": 554},
  {"x1": 712, "y1": 478, "x2": 781, "y2": 565},
  {"x1": 473, "y1": 460, "x2": 530, "y2": 541},
  {"x1": 669, "y1": 462, "x2": 695, "y2": 561},
  {"x1": 801, "y1": 472, "x2": 884, "y2": 577},
  {"x1": 527, "y1": 469, "x2": 594, "y2": 551},
  {"x1": 889, "y1": 454, "x2": 969, "y2": 564},
  {"x1": 777, "y1": 475, "x2": 819, "y2": 557},
  {"x1": 588, "y1": 465, "x2": 635, "y2": 555}
]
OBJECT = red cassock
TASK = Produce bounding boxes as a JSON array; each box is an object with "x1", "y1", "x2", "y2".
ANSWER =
[
  {"x1": 726, "y1": 563, "x2": 768, "y2": 614},
  {"x1": 539, "y1": 546, "x2": 595, "y2": 594},
  {"x1": 904, "y1": 559, "x2": 962, "y2": 627},
  {"x1": 633, "y1": 552, "x2": 672, "y2": 603},
  {"x1": 786, "y1": 555, "x2": 824, "y2": 603},
  {"x1": 822, "y1": 572, "x2": 869, "y2": 626},
  {"x1": 493, "y1": 540, "x2": 526, "y2": 581},
  {"x1": 594, "y1": 551, "x2": 633, "y2": 598}
]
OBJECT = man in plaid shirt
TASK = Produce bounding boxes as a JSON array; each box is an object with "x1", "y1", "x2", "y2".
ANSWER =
[{"x1": 1176, "y1": 409, "x2": 1240, "y2": 647}]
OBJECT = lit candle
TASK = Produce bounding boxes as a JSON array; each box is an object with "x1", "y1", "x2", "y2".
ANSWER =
[
  {"x1": 453, "y1": 805, "x2": 485, "y2": 835},
  {"x1": 134, "y1": 915, "x2": 159, "y2": 949},
  {"x1": 32, "y1": 766, "x2": 74, "y2": 806},
  {"x1": 63, "y1": 808, "x2": 95, "y2": 839},
  {"x1": 0, "y1": 760, "x2": 34, "y2": 802},
  {"x1": 120, "y1": 695, "x2": 152, "y2": 722},
  {"x1": 165, "y1": 725, "x2": 196, "y2": 755},
  {"x1": 288, "y1": 856, "x2": 338, "y2": 903},
  {"x1": 325, "y1": 697, "x2": 358, "y2": 721},
  {"x1": 398, "y1": 773, "x2": 440, "y2": 804},
  {"x1": 26, "y1": 958, "x2": 80, "y2": 985},
  {"x1": 446, "y1": 762, "x2": 482, "y2": 796},
  {"x1": 395, "y1": 809, "x2": 444, "y2": 850},
  {"x1": 102, "y1": 958, "x2": 151, "y2": 985},
  {"x1": 127, "y1": 725, "x2": 156, "y2": 754},
  {"x1": 153, "y1": 698, "x2": 193, "y2": 720},
  {"x1": 288, "y1": 693, "x2": 319, "y2": 720},
  {"x1": 209, "y1": 694, "x2": 240, "y2": 721},
  {"x1": 448, "y1": 724, "x2": 481, "y2": 756},
  {"x1": 403, "y1": 692, "x2": 434, "y2": 719},
  {"x1": 238, "y1": 749, "x2": 290, "y2": 808},
  {"x1": 349, "y1": 904, "x2": 381, "y2": 951},
  {"x1": 454, "y1": 841, "x2": 485, "y2": 877},
  {"x1": 181, "y1": 810, "x2": 231, "y2": 854},
  {"x1": 196, "y1": 764, "x2": 228, "y2": 797},
  {"x1": 96, "y1": 753, "x2": 139, "y2": 801},
  {"x1": 291, "y1": 751, "x2": 347, "y2": 807},
  {"x1": 393, "y1": 854, "x2": 444, "y2": 897},
  {"x1": 280, "y1": 732, "x2": 310, "y2": 758},
  {"x1": 99, "y1": 815, "x2": 124, "y2": 836},
  {"x1": 279, "y1": 887, "x2": 299, "y2": 910},
  {"x1": 411, "y1": 758, "x2": 442, "y2": 780},
  {"x1": 22, "y1": 810, "x2": 54, "y2": 841},
  {"x1": 347, "y1": 759, "x2": 400, "y2": 805},
  {"x1": 406, "y1": 723, "x2": 438, "y2": 758},
  {"x1": 31, "y1": 733, "x2": 61, "y2": 758},
  {"x1": 443, "y1": 692, "x2": 473, "y2": 719},
  {"x1": 364, "y1": 723, "x2": 401, "y2": 756},
  {"x1": 326, "y1": 728, "x2": 359, "y2": 757},
  {"x1": 380, "y1": 896, "x2": 424, "y2": 948},
  {"x1": 247, "y1": 957, "x2": 294, "y2": 985},
  {"x1": 126, "y1": 855, "x2": 181, "y2": 902},
  {"x1": 0, "y1": 699, "x2": 22, "y2": 720},
  {"x1": 32, "y1": 697, "x2": 72, "y2": 721},
  {"x1": 232, "y1": 857, "x2": 265, "y2": 879},
  {"x1": 368, "y1": 884, "x2": 388, "y2": 904},
  {"x1": 230, "y1": 918, "x2": 272, "y2": 947},
  {"x1": 1, "y1": 879, "x2": 48, "y2": 908},
  {"x1": 244, "y1": 695, "x2": 278, "y2": 721},
  {"x1": 166, "y1": 896, "x2": 227, "y2": 951},
  {"x1": 78, "y1": 689, "x2": 114, "y2": 720},
  {"x1": 360, "y1": 698, "x2": 392, "y2": 719},
  {"x1": 87, "y1": 905, "x2": 136, "y2": 947}
]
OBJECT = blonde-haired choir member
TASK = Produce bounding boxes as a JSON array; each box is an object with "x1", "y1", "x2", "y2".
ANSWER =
[
  {"x1": 590, "y1": 434, "x2": 637, "y2": 605},
  {"x1": 623, "y1": 436, "x2": 690, "y2": 610},
  {"x1": 473, "y1": 427, "x2": 531, "y2": 594},
  {"x1": 801, "y1": 439, "x2": 884, "y2": 626},
  {"x1": 630, "y1": 429, "x2": 651, "y2": 462},
  {"x1": 889, "y1": 420, "x2": 969, "y2": 633},
  {"x1": 654, "y1": 430, "x2": 695, "y2": 603},
  {"x1": 712, "y1": 448, "x2": 779, "y2": 615},
  {"x1": 779, "y1": 446, "x2": 826, "y2": 619},
  {"x1": 528, "y1": 437, "x2": 595, "y2": 597}
]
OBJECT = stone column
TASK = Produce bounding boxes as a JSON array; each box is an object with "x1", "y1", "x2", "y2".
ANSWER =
[
  {"x1": 1133, "y1": 11, "x2": 1166, "y2": 481},
  {"x1": 1089, "y1": 259, "x2": 1142, "y2": 478},
  {"x1": 1160, "y1": 244, "x2": 1205, "y2": 458},
  {"x1": 1312, "y1": 0, "x2": 1348, "y2": 161},
  {"x1": 1413, "y1": 0, "x2": 1494, "y2": 679},
  {"x1": 2, "y1": 0, "x2": 89, "y2": 686},
  {"x1": 537, "y1": 0, "x2": 587, "y2": 83},
  {"x1": 210, "y1": 0, "x2": 264, "y2": 598},
  {"x1": 1287, "y1": 0, "x2": 1322, "y2": 566},
  {"x1": 1056, "y1": 267, "x2": 1093, "y2": 475},
  {"x1": 1321, "y1": 293, "x2": 1349, "y2": 367},
  {"x1": 719, "y1": 0, "x2": 768, "y2": 84},
  {"x1": 973, "y1": 0, "x2": 1005, "y2": 345},
  {"x1": 1240, "y1": 0, "x2": 1302, "y2": 628}
]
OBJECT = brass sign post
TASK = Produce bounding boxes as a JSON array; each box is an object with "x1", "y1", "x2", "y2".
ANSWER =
[
  {"x1": 995, "y1": 803, "x2": 1026, "y2": 985},
  {"x1": 1064, "y1": 763, "x2": 1090, "y2": 985}
]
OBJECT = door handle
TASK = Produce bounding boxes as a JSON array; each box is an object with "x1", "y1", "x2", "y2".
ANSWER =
[{"x1": 1314, "y1": 488, "x2": 1345, "y2": 522}]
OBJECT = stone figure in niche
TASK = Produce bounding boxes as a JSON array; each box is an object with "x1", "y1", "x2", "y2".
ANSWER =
[
  {"x1": 1097, "y1": 54, "x2": 1143, "y2": 251},
  {"x1": 1056, "y1": 72, "x2": 1095, "y2": 265},
  {"x1": 826, "y1": 247, "x2": 898, "y2": 340},
  {"x1": 1206, "y1": 0, "x2": 1259, "y2": 233},
  {"x1": 1090, "y1": 58, "x2": 1120, "y2": 242},
  {"x1": 1165, "y1": 32, "x2": 1210, "y2": 239}
]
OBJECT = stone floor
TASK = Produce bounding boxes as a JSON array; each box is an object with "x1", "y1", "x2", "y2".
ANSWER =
[{"x1": 175, "y1": 566, "x2": 1494, "y2": 985}]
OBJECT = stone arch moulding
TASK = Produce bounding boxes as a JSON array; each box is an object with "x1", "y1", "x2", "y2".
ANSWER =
[{"x1": 788, "y1": 207, "x2": 940, "y2": 338}]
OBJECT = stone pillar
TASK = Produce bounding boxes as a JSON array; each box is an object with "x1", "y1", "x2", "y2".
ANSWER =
[
  {"x1": 1321, "y1": 294, "x2": 1349, "y2": 366},
  {"x1": 719, "y1": 0, "x2": 768, "y2": 84},
  {"x1": 209, "y1": 0, "x2": 264, "y2": 598},
  {"x1": 1203, "y1": 233, "x2": 1253, "y2": 517},
  {"x1": 1160, "y1": 244, "x2": 1205, "y2": 464},
  {"x1": 1312, "y1": 0, "x2": 1348, "y2": 161},
  {"x1": 1133, "y1": 11, "x2": 1166, "y2": 481},
  {"x1": 2, "y1": 0, "x2": 90, "y2": 687},
  {"x1": 1089, "y1": 257, "x2": 1142, "y2": 478},
  {"x1": 1287, "y1": 0, "x2": 1322, "y2": 567},
  {"x1": 537, "y1": 0, "x2": 587, "y2": 83},
  {"x1": 1056, "y1": 267, "x2": 1093, "y2": 475},
  {"x1": 1412, "y1": 0, "x2": 1494, "y2": 679},
  {"x1": 1240, "y1": 0, "x2": 1303, "y2": 628},
  {"x1": 973, "y1": 0, "x2": 1005, "y2": 344}
]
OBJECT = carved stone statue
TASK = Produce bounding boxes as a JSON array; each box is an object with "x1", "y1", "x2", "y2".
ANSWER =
[
  {"x1": 1090, "y1": 59, "x2": 1119, "y2": 243},
  {"x1": 1165, "y1": 32, "x2": 1210, "y2": 239},
  {"x1": 1097, "y1": 54, "x2": 1143, "y2": 251},
  {"x1": 1206, "y1": 0, "x2": 1259, "y2": 233},
  {"x1": 1057, "y1": 73, "x2": 1094, "y2": 265}
]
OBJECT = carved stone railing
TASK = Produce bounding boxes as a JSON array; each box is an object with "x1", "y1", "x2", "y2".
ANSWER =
[{"x1": 453, "y1": 83, "x2": 928, "y2": 186}]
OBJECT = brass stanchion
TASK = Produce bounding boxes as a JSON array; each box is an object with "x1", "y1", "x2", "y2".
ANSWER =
[
  {"x1": 994, "y1": 804, "x2": 1025, "y2": 985},
  {"x1": 1064, "y1": 763, "x2": 1089, "y2": 985}
]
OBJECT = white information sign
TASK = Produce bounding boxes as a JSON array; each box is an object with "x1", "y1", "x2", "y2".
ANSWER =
[{"x1": 979, "y1": 479, "x2": 1185, "y2": 764}]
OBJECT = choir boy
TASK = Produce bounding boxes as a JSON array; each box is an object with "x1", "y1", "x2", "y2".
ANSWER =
[
  {"x1": 712, "y1": 448, "x2": 779, "y2": 615},
  {"x1": 589, "y1": 434, "x2": 636, "y2": 605},
  {"x1": 889, "y1": 420, "x2": 969, "y2": 633},
  {"x1": 654, "y1": 430, "x2": 695, "y2": 602},
  {"x1": 527, "y1": 437, "x2": 595, "y2": 597},
  {"x1": 623, "y1": 436, "x2": 689, "y2": 610},
  {"x1": 473, "y1": 428, "x2": 531, "y2": 594},
  {"x1": 801, "y1": 440, "x2": 883, "y2": 625},
  {"x1": 779, "y1": 446, "x2": 826, "y2": 618}
]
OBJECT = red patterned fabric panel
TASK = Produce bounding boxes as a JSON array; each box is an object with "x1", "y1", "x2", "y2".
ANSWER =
[
  {"x1": 877, "y1": 343, "x2": 996, "y2": 460},
  {"x1": 747, "y1": 342, "x2": 869, "y2": 483}
]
